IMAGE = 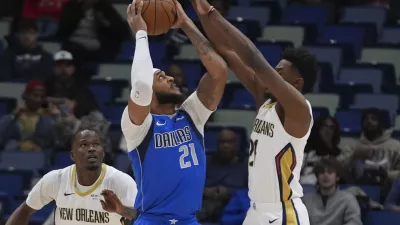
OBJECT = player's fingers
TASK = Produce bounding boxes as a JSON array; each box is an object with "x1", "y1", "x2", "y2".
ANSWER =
[
  {"x1": 100, "y1": 200, "x2": 106, "y2": 209},
  {"x1": 137, "y1": 0, "x2": 144, "y2": 15},
  {"x1": 126, "y1": 4, "x2": 132, "y2": 16}
]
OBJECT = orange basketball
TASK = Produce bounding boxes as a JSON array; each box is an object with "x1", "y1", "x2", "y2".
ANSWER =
[{"x1": 137, "y1": 0, "x2": 177, "y2": 36}]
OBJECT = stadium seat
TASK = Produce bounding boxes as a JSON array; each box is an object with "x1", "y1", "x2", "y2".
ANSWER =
[
  {"x1": 255, "y1": 43, "x2": 282, "y2": 67},
  {"x1": 258, "y1": 25, "x2": 305, "y2": 47},
  {"x1": 112, "y1": 3, "x2": 125, "y2": 19},
  {"x1": 339, "y1": 68, "x2": 383, "y2": 93},
  {"x1": 0, "y1": 83, "x2": 26, "y2": 104},
  {"x1": 352, "y1": 94, "x2": 398, "y2": 118},
  {"x1": 364, "y1": 211, "x2": 400, "y2": 225},
  {"x1": 228, "y1": 89, "x2": 256, "y2": 110},
  {"x1": 0, "y1": 151, "x2": 46, "y2": 171},
  {"x1": 103, "y1": 104, "x2": 125, "y2": 126},
  {"x1": 335, "y1": 110, "x2": 362, "y2": 133},
  {"x1": 175, "y1": 44, "x2": 199, "y2": 60},
  {"x1": 305, "y1": 46, "x2": 343, "y2": 77},
  {"x1": 340, "y1": 185, "x2": 380, "y2": 202},
  {"x1": 0, "y1": 21, "x2": 10, "y2": 39},
  {"x1": 114, "y1": 153, "x2": 131, "y2": 173},
  {"x1": 226, "y1": 7, "x2": 271, "y2": 26},
  {"x1": 341, "y1": 6, "x2": 387, "y2": 33},
  {"x1": 360, "y1": 48, "x2": 400, "y2": 84},
  {"x1": 89, "y1": 84, "x2": 113, "y2": 109},
  {"x1": 302, "y1": 184, "x2": 316, "y2": 194},
  {"x1": 0, "y1": 192, "x2": 14, "y2": 215},
  {"x1": 95, "y1": 64, "x2": 131, "y2": 81},
  {"x1": 379, "y1": 27, "x2": 400, "y2": 44},
  {"x1": 312, "y1": 107, "x2": 329, "y2": 119},
  {"x1": 0, "y1": 173, "x2": 24, "y2": 197},
  {"x1": 305, "y1": 93, "x2": 339, "y2": 116},
  {"x1": 212, "y1": 109, "x2": 257, "y2": 135},
  {"x1": 173, "y1": 60, "x2": 203, "y2": 90},
  {"x1": 53, "y1": 152, "x2": 73, "y2": 169},
  {"x1": 319, "y1": 25, "x2": 366, "y2": 58},
  {"x1": 39, "y1": 42, "x2": 61, "y2": 54},
  {"x1": 281, "y1": 4, "x2": 328, "y2": 31}
]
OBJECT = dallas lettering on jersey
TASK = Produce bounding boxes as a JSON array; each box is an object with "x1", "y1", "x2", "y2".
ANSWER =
[
  {"x1": 59, "y1": 207, "x2": 110, "y2": 223},
  {"x1": 154, "y1": 126, "x2": 192, "y2": 148},
  {"x1": 253, "y1": 119, "x2": 274, "y2": 137}
]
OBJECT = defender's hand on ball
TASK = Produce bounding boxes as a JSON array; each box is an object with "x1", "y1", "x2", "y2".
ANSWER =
[
  {"x1": 100, "y1": 189, "x2": 124, "y2": 214},
  {"x1": 171, "y1": 0, "x2": 189, "y2": 29},
  {"x1": 126, "y1": 0, "x2": 147, "y2": 34}
]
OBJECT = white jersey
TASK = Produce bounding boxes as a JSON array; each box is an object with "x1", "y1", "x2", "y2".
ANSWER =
[
  {"x1": 26, "y1": 164, "x2": 137, "y2": 225},
  {"x1": 248, "y1": 99, "x2": 313, "y2": 204}
]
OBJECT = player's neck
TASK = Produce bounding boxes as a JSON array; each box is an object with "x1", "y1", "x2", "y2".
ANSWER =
[
  {"x1": 76, "y1": 167, "x2": 102, "y2": 186},
  {"x1": 151, "y1": 103, "x2": 176, "y2": 115}
]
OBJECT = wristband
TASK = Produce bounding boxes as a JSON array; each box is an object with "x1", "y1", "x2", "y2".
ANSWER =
[{"x1": 208, "y1": 5, "x2": 216, "y2": 17}]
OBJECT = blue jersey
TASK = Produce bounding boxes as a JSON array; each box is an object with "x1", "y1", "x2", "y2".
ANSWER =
[{"x1": 122, "y1": 93, "x2": 212, "y2": 220}]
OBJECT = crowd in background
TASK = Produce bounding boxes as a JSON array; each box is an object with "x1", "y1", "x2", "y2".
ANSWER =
[{"x1": 0, "y1": 0, "x2": 400, "y2": 225}]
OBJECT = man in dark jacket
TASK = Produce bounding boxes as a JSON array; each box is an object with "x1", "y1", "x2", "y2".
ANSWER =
[
  {"x1": 57, "y1": 0, "x2": 130, "y2": 67},
  {"x1": 0, "y1": 18, "x2": 52, "y2": 81}
]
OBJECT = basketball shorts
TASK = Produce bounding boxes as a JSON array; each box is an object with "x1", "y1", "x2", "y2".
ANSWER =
[
  {"x1": 134, "y1": 214, "x2": 200, "y2": 225},
  {"x1": 243, "y1": 198, "x2": 310, "y2": 225}
]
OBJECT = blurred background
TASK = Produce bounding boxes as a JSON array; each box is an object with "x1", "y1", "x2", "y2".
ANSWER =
[{"x1": 0, "y1": 0, "x2": 400, "y2": 224}]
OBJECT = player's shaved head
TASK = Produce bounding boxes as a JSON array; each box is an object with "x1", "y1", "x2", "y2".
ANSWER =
[{"x1": 71, "y1": 128, "x2": 104, "y2": 171}]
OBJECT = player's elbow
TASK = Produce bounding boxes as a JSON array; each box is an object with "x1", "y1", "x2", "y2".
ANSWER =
[{"x1": 211, "y1": 60, "x2": 228, "y2": 81}]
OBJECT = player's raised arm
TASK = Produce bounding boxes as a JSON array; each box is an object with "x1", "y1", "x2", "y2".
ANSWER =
[
  {"x1": 192, "y1": 0, "x2": 312, "y2": 137},
  {"x1": 126, "y1": 0, "x2": 154, "y2": 125},
  {"x1": 190, "y1": 1, "x2": 265, "y2": 108},
  {"x1": 172, "y1": 0, "x2": 227, "y2": 111}
]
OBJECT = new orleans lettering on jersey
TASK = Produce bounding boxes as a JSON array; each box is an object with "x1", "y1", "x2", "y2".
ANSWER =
[
  {"x1": 252, "y1": 118, "x2": 274, "y2": 137},
  {"x1": 58, "y1": 207, "x2": 110, "y2": 223},
  {"x1": 154, "y1": 126, "x2": 192, "y2": 148}
]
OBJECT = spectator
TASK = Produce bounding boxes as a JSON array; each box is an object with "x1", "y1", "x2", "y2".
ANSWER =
[
  {"x1": 0, "y1": 80, "x2": 54, "y2": 150},
  {"x1": 167, "y1": 64, "x2": 190, "y2": 98},
  {"x1": 21, "y1": 0, "x2": 70, "y2": 20},
  {"x1": 57, "y1": 0, "x2": 129, "y2": 66},
  {"x1": 350, "y1": 108, "x2": 400, "y2": 181},
  {"x1": 198, "y1": 129, "x2": 248, "y2": 222},
  {"x1": 0, "y1": 18, "x2": 52, "y2": 81},
  {"x1": 302, "y1": 157, "x2": 362, "y2": 225},
  {"x1": 301, "y1": 115, "x2": 352, "y2": 184},
  {"x1": 385, "y1": 177, "x2": 400, "y2": 211},
  {"x1": 45, "y1": 50, "x2": 99, "y2": 119}
]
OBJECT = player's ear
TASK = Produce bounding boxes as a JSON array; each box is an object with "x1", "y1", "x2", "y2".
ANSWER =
[
  {"x1": 70, "y1": 150, "x2": 75, "y2": 162},
  {"x1": 294, "y1": 77, "x2": 304, "y2": 91}
]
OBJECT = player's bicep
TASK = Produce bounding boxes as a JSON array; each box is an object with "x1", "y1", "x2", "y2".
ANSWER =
[
  {"x1": 121, "y1": 106, "x2": 153, "y2": 151},
  {"x1": 180, "y1": 91, "x2": 214, "y2": 135},
  {"x1": 26, "y1": 171, "x2": 59, "y2": 210}
]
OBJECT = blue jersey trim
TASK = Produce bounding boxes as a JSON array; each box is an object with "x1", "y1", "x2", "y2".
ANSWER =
[{"x1": 136, "y1": 115, "x2": 155, "y2": 164}]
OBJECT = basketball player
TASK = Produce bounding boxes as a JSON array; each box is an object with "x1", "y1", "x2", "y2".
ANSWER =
[
  {"x1": 5, "y1": 128, "x2": 137, "y2": 225},
  {"x1": 119, "y1": 0, "x2": 227, "y2": 224},
  {"x1": 191, "y1": 1, "x2": 318, "y2": 224}
]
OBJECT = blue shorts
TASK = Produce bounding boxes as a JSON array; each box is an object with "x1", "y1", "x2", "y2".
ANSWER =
[{"x1": 134, "y1": 214, "x2": 200, "y2": 225}]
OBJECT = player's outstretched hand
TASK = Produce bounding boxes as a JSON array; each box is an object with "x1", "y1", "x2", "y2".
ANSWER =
[
  {"x1": 127, "y1": 0, "x2": 147, "y2": 34},
  {"x1": 100, "y1": 189, "x2": 124, "y2": 214},
  {"x1": 171, "y1": 0, "x2": 189, "y2": 29}
]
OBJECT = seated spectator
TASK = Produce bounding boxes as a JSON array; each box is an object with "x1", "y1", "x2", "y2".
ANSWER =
[
  {"x1": 167, "y1": 64, "x2": 190, "y2": 98},
  {"x1": 45, "y1": 50, "x2": 99, "y2": 118},
  {"x1": 21, "y1": 0, "x2": 70, "y2": 20},
  {"x1": 301, "y1": 115, "x2": 352, "y2": 184},
  {"x1": 302, "y1": 157, "x2": 362, "y2": 225},
  {"x1": 0, "y1": 80, "x2": 54, "y2": 150},
  {"x1": 385, "y1": 177, "x2": 400, "y2": 211},
  {"x1": 198, "y1": 129, "x2": 248, "y2": 222},
  {"x1": 0, "y1": 18, "x2": 52, "y2": 81},
  {"x1": 350, "y1": 108, "x2": 400, "y2": 182},
  {"x1": 57, "y1": 0, "x2": 130, "y2": 66},
  {"x1": 220, "y1": 189, "x2": 250, "y2": 225}
]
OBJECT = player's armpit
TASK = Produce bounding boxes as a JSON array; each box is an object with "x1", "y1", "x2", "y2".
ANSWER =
[{"x1": 5, "y1": 202, "x2": 36, "y2": 225}]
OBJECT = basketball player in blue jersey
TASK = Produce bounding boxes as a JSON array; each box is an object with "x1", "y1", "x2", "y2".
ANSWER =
[{"x1": 102, "y1": 0, "x2": 227, "y2": 224}]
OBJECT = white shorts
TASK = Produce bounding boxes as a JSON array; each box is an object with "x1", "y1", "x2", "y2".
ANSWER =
[{"x1": 243, "y1": 198, "x2": 310, "y2": 225}]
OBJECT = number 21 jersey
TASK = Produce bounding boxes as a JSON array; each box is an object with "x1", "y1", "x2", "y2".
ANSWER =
[{"x1": 248, "y1": 99, "x2": 313, "y2": 203}]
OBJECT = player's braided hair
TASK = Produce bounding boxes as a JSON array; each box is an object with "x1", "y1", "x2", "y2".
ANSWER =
[{"x1": 282, "y1": 47, "x2": 318, "y2": 94}]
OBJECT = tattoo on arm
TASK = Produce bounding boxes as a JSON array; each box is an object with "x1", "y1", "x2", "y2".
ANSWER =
[{"x1": 120, "y1": 206, "x2": 137, "y2": 220}]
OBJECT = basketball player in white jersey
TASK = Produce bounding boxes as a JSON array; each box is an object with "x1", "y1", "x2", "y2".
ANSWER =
[
  {"x1": 190, "y1": 0, "x2": 318, "y2": 224},
  {"x1": 5, "y1": 128, "x2": 137, "y2": 225}
]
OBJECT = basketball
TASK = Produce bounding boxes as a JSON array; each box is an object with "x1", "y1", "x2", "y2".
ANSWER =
[{"x1": 137, "y1": 0, "x2": 177, "y2": 36}]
